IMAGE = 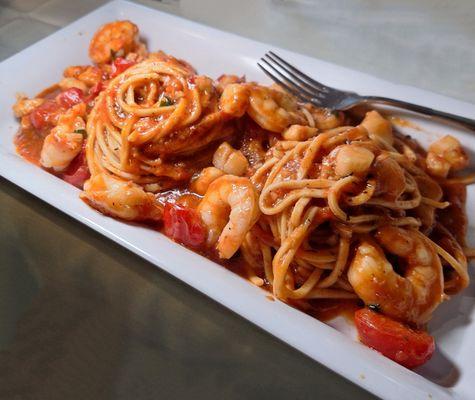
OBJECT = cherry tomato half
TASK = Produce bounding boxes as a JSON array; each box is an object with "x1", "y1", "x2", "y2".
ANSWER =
[
  {"x1": 87, "y1": 81, "x2": 104, "y2": 101},
  {"x1": 163, "y1": 202, "x2": 206, "y2": 248},
  {"x1": 29, "y1": 100, "x2": 60, "y2": 131},
  {"x1": 110, "y1": 57, "x2": 136, "y2": 78},
  {"x1": 56, "y1": 87, "x2": 85, "y2": 108},
  {"x1": 62, "y1": 147, "x2": 90, "y2": 189},
  {"x1": 355, "y1": 308, "x2": 435, "y2": 369}
]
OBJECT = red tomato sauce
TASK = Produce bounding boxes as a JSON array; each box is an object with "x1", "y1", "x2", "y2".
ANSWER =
[
  {"x1": 14, "y1": 126, "x2": 45, "y2": 165},
  {"x1": 306, "y1": 299, "x2": 361, "y2": 322}
]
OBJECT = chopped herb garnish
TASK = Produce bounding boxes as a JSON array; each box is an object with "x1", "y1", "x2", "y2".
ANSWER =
[
  {"x1": 160, "y1": 96, "x2": 173, "y2": 107},
  {"x1": 74, "y1": 129, "x2": 87, "y2": 137},
  {"x1": 368, "y1": 304, "x2": 381, "y2": 312}
]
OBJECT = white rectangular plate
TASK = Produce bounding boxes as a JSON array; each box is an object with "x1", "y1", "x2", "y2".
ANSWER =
[{"x1": 0, "y1": 1, "x2": 474, "y2": 399}]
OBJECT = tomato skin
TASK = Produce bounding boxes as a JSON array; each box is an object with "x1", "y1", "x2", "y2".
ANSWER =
[
  {"x1": 29, "y1": 100, "x2": 60, "y2": 130},
  {"x1": 56, "y1": 87, "x2": 85, "y2": 108},
  {"x1": 110, "y1": 57, "x2": 136, "y2": 78},
  {"x1": 355, "y1": 308, "x2": 435, "y2": 369},
  {"x1": 62, "y1": 148, "x2": 90, "y2": 189},
  {"x1": 163, "y1": 203, "x2": 206, "y2": 248},
  {"x1": 88, "y1": 81, "x2": 104, "y2": 100}
]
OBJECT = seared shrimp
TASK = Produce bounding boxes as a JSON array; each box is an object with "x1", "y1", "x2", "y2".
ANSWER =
[
  {"x1": 219, "y1": 83, "x2": 249, "y2": 117},
  {"x1": 13, "y1": 95, "x2": 44, "y2": 118},
  {"x1": 212, "y1": 142, "x2": 249, "y2": 176},
  {"x1": 63, "y1": 65, "x2": 103, "y2": 87},
  {"x1": 81, "y1": 173, "x2": 162, "y2": 221},
  {"x1": 426, "y1": 135, "x2": 469, "y2": 178},
  {"x1": 216, "y1": 74, "x2": 245, "y2": 93},
  {"x1": 190, "y1": 167, "x2": 224, "y2": 195},
  {"x1": 40, "y1": 132, "x2": 83, "y2": 172},
  {"x1": 89, "y1": 21, "x2": 146, "y2": 64},
  {"x1": 40, "y1": 103, "x2": 87, "y2": 171},
  {"x1": 58, "y1": 77, "x2": 88, "y2": 93},
  {"x1": 247, "y1": 85, "x2": 304, "y2": 132},
  {"x1": 282, "y1": 124, "x2": 318, "y2": 141},
  {"x1": 197, "y1": 175, "x2": 260, "y2": 259},
  {"x1": 348, "y1": 226, "x2": 443, "y2": 324},
  {"x1": 359, "y1": 110, "x2": 393, "y2": 147},
  {"x1": 334, "y1": 144, "x2": 374, "y2": 178},
  {"x1": 305, "y1": 105, "x2": 344, "y2": 130}
]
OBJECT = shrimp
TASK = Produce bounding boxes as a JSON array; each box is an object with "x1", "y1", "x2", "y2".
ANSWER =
[
  {"x1": 306, "y1": 106, "x2": 344, "y2": 130},
  {"x1": 348, "y1": 226, "x2": 444, "y2": 325},
  {"x1": 219, "y1": 83, "x2": 249, "y2": 117},
  {"x1": 197, "y1": 175, "x2": 260, "y2": 259},
  {"x1": 334, "y1": 144, "x2": 375, "y2": 178},
  {"x1": 194, "y1": 75, "x2": 216, "y2": 109},
  {"x1": 63, "y1": 65, "x2": 103, "y2": 87},
  {"x1": 89, "y1": 21, "x2": 146, "y2": 64},
  {"x1": 190, "y1": 167, "x2": 224, "y2": 195},
  {"x1": 426, "y1": 135, "x2": 469, "y2": 178},
  {"x1": 81, "y1": 173, "x2": 162, "y2": 221},
  {"x1": 40, "y1": 132, "x2": 83, "y2": 172},
  {"x1": 359, "y1": 110, "x2": 393, "y2": 147},
  {"x1": 216, "y1": 74, "x2": 245, "y2": 93},
  {"x1": 58, "y1": 77, "x2": 88, "y2": 93},
  {"x1": 282, "y1": 124, "x2": 318, "y2": 141},
  {"x1": 12, "y1": 95, "x2": 45, "y2": 118},
  {"x1": 40, "y1": 103, "x2": 87, "y2": 171},
  {"x1": 247, "y1": 85, "x2": 304, "y2": 132},
  {"x1": 212, "y1": 142, "x2": 249, "y2": 176}
]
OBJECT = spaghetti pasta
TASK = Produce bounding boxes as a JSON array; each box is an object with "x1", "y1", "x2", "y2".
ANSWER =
[{"x1": 86, "y1": 55, "x2": 234, "y2": 191}]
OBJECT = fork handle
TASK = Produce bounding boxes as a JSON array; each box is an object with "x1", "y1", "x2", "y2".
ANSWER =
[{"x1": 361, "y1": 96, "x2": 475, "y2": 130}]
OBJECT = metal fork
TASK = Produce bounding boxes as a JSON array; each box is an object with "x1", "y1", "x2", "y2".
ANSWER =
[{"x1": 258, "y1": 51, "x2": 475, "y2": 130}]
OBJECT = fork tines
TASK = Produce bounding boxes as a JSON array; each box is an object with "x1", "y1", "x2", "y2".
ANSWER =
[{"x1": 258, "y1": 51, "x2": 333, "y2": 108}]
